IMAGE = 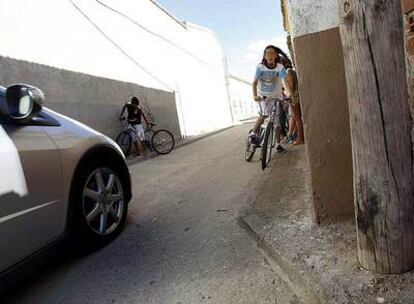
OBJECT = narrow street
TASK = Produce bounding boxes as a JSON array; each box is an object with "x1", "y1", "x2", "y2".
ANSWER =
[{"x1": 3, "y1": 123, "x2": 297, "y2": 304}]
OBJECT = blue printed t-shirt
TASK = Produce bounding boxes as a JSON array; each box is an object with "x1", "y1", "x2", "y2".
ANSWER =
[{"x1": 254, "y1": 63, "x2": 287, "y2": 99}]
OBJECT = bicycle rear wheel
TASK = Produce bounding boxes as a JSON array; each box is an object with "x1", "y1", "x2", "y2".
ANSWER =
[
  {"x1": 151, "y1": 129, "x2": 175, "y2": 154},
  {"x1": 261, "y1": 122, "x2": 274, "y2": 170},
  {"x1": 116, "y1": 131, "x2": 132, "y2": 156},
  {"x1": 245, "y1": 129, "x2": 256, "y2": 162}
]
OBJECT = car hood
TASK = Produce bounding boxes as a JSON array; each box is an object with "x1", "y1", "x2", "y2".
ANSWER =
[{"x1": 42, "y1": 107, "x2": 125, "y2": 158}]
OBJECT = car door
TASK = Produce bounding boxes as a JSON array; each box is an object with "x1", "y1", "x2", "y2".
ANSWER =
[{"x1": 0, "y1": 118, "x2": 64, "y2": 273}]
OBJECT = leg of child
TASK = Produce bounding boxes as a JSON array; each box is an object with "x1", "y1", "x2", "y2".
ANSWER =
[
  {"x1": 138, "y1": 133, "x2": 147, "y2": 155},
  {"x1": 133, "y1": 140, "x2": 141, "y2": 156},
  {"x1": 288, "y1": 115, "x2": 296, "y2": 137},
  {"x1": 252, "y1": 115, "x2": 265, "y2": 135},
  {"x1": 292, "y1": 103, "x2": 304, "y2": 145}
]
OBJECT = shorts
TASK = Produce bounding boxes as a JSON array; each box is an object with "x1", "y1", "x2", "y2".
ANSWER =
[
  {"x1": 258, "y1": 98, "x2": 282, "y2": 128},
  {"x1": 131, "y1": 124, "x2": 145, "y2": 142}
]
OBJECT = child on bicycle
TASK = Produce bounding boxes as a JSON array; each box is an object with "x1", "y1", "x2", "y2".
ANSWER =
[
  {"x1": 119, "y1": 96, "x2": 150, "y2": 156},
  {"x1": 249, "y1": 45, "x2": 288, "y2": 153}
]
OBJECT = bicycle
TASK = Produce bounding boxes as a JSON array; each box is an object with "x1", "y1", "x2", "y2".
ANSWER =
[
  {"x1": 116, "y1": 119, "x2": 175, "y2": 156},
  {"x1": 244, "y1": 96, "x2": 284, "y2": 170}
]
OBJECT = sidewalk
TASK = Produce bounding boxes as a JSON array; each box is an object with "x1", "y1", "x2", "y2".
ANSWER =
[{"x1": 237, "y1": 146, "x2": 414, "y2": 304}]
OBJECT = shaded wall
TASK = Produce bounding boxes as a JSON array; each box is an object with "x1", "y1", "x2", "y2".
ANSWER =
[
  {"x1": 284, "y1": 0, "x2": 354, "y2": 224},
  {"x1": 293, "y1": 28, "x2": 354, "y2": 224},
  {"x1": 0, "y1": 56, "x2": 181, "y2": 140}
]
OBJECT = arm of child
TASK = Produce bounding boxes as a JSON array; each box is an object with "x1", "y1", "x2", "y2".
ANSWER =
[
  {"x1": 253, "y1": 66, "x2": 261, "y2": 101},
  {"x1": 253, "y1": 80, "x2": 260, "y2": 101},
  {"x1": 283, "y1": 70, "x2": 294, "y2": 96},
  {"x1": 119, "y1": 104, "x2": 127, "y2": 120}
]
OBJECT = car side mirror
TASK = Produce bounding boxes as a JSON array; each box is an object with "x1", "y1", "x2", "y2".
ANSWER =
[{"x1": 6, "y1": 84, "x2": 44, "y2": 120}]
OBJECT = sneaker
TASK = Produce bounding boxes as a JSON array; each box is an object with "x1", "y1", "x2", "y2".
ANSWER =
[
  {"x1": 282, "y1": 135, "x2": 292, "y2": 144},
  {"x1": 286, "y1": 137, "x2": 294, "y2": 145},
  {"x1": 276, "y1": 145, "x2": 287, "y2": 153}
]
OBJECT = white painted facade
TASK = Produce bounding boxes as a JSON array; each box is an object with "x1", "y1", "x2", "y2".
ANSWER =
[
  {"x1": 0, "y1": 0, "x2": 233, "y2": 136},
  {"x1": 227, "y1": 75, "x2": 258, "y2": 121},
  {"x1": 287, "y1": 0, "x2": 339, "y2": 38}
]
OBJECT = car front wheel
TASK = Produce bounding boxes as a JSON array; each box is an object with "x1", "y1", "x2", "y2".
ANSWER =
[{"x1": 71, "y1": 162, "x2": 128, "y2": 246}]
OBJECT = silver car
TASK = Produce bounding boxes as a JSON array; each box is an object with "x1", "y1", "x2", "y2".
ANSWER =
[{"x1": 0, "y1": 84, "x2": 132, "y2": 290}]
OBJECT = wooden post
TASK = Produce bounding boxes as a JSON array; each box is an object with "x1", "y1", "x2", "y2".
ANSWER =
[{"x1": 339, "y1": 0, "x2": 414, "y2": 273}]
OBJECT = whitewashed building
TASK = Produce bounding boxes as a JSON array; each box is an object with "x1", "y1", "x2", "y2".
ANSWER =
[
  {"x1": 227, "y1": 75, "x2": 258, "y2": 122},
  {"x1": 0, "y1": 0, "x2": 234, "y2": 137}
]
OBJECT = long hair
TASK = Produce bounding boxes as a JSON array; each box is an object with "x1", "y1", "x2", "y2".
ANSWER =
[{"x1": 261, "y1": 45, "x2": 292, "y2": 68}]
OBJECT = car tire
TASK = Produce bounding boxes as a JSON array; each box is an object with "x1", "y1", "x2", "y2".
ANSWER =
[{"x1": 70, "y1": 160, "x2": 128, "y2": 247}]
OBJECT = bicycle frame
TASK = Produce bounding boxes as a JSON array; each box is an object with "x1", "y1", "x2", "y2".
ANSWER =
[
  {"x1": 263, "y1": 98, "x2": 283, "y2": 127},
  {"x1": 120, "y1": 121, "x2": 150, "y2": 149}
]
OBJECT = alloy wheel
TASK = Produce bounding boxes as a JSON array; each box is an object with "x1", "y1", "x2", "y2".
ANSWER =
[{"x1": 82, "y1": 168, "x2": 125, "y2": 235}]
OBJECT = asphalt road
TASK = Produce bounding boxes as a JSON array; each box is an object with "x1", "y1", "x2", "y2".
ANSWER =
[{"x1": 2, "y1": 123, "x2": 296, "y2": 304}]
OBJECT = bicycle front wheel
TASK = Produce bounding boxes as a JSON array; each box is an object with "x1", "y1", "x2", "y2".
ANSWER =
[
  {"x1": 116, "y1": 131, "x2": 132, "y2": 156},
  {"x1": 261, "y1": 122, "x2": 274, "y2": 170},
  {"x1": 151, "y1": 129, "x2": 175, "y2": 154}
]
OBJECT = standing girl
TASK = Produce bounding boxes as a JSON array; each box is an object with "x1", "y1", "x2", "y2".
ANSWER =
[{"x1": 281, "y1": 57, "x2": 304, "y2": 145}]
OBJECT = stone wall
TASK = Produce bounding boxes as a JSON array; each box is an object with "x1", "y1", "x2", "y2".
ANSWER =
[{"x1": 0, "y1": 56, "x2": 181, "y2": 140}]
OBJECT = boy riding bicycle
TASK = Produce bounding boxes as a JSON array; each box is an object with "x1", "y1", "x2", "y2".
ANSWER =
[{"x1": 249, "y1": 45, "x2": 288, "y2": 153}]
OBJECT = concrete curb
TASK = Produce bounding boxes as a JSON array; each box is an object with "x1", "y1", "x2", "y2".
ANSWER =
[
  {"x1": 237, "y1": 216, "x2": 323, "y2": 304},
  {"x1": 126, "y1": 125, "x2": 235, "y2": 167}
]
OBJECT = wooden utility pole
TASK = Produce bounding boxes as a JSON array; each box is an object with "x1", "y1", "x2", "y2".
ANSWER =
[{"x1": 339, "y1": 0, "x2": 414, "y2": 273}]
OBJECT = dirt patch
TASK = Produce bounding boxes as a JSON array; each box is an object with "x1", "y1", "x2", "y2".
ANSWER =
[{"x1": 239, "y1": 146, "x2": 414, "y2": 303}]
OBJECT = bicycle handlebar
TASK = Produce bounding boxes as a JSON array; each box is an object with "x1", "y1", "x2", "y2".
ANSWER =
[
  {"x1": 256, "y1": 96, "x2": 285, "y2": 102},
  {"x1": 119, "y1": 117, "x2": 155, "y2": 125}
]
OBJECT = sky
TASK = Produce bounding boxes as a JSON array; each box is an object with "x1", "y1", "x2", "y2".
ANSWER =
[{"x1": 156, "y1": 0, "x2": 288, "y2": 81}]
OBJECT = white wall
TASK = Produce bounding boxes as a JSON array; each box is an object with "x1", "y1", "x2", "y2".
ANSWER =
[
  {"x1": 0, "y1": 0, "x2": 233, "y2": 136},
  {"x1": 287, "y1": 0, "x2": 339, "y2": 38},
  {"x1": 228, "y1": 75, "x2": 258, "y2": 121}
]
